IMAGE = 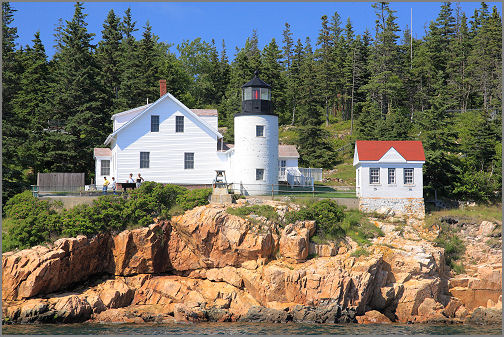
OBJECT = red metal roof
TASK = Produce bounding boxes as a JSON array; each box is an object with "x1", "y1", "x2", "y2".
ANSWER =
[{"x1": 355, "y1": 140, "x2": 425, "y2": 161}]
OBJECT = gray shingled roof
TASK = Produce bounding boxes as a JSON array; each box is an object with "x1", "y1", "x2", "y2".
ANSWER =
[{"x1": 94, "y1": 148, "x2": 112, "y2": 157}]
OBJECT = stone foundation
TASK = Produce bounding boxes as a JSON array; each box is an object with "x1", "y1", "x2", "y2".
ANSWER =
[{"x1": 359, "y1": 197, "x2": 425, "y2": 219}]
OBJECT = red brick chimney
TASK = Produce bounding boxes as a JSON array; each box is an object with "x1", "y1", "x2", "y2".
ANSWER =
[{"x1": 159, "y1": 80, "x2": 167, "y2": 97}]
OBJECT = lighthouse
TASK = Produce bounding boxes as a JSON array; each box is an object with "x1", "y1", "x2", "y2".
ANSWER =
[{"x1": 232, "y1": 72, "x2": 279, "y2": 195}]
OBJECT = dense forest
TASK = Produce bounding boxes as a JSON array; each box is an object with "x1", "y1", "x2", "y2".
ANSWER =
[{"x1": 2, "y1": 2, "x2": 502, "y2": 205}]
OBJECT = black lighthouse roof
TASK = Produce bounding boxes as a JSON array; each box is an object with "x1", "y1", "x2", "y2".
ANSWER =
[{"x1": 241, "y1": 71, "x2": 271, "y2": 88}]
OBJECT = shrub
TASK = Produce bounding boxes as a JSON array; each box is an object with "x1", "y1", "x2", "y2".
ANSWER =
[
  {"x1": 125, "y1": 182, "x2": 187, "y2": 226},
  {"x1": 285, "y1": 199, "x2": 345, "y2": 238},
  {"x1": 351, "y1": 248, "x2": 370, "y2": 258},
  {"x1": 434, "y1": 222, "x2": 466, "y2": 271},
  {"x1": 2, "y1": 191, "x2": 61, "y2": 250},
  {"x1": 227, "y1": 205, "x2": 280, "y2": 223},
  {"x1": 176, "y1": 188, "x2": 212, "y2": 211}
]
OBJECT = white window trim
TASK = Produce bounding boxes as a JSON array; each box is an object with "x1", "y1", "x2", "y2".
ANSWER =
[
  {"x1": 388, "y1": 168, "x2": 396, "y2": 185},
  {"x1": 140, "y1": 152, "x2": 150, "y2": 169},
  {"x1": 404, "y1": 168, "x2": 414, "y2": 185},
  {"x1": 184, "y1": 152, "x2": 194, "y2": 170},
  {"x1": 369, "y1": 168, "x2": 380, "y2": 185}
]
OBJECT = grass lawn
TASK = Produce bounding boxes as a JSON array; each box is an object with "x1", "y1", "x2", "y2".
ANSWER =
[
  {"x1": 324, "y1": 157, "x2": 356, "y2": 187},
  {"x1": 276, "y1": 184, "x2": 356, "y2": 198},
  {"x1": 426, "y1": 204, "x2": 502, "y2": 225}
]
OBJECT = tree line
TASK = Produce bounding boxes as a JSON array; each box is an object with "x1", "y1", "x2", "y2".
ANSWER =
[{"x1": 2, "y1": 2, "x2": 502, "y2": 204}]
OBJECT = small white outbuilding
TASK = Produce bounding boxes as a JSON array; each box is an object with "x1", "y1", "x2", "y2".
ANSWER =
[{"x1": 353, "y1": 140, "x2": 426, "y2": 218}]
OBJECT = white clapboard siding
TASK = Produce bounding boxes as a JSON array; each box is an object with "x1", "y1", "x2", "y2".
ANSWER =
[
  {"x1": 114, "y1": 97, "x2": 226, "y2": 184},
  {"x1": 112, "y1": 105, "x2": 151, "y2": 131},
  {"x1": 199, "y1": 116, "x2": 218, "y2": 130}
]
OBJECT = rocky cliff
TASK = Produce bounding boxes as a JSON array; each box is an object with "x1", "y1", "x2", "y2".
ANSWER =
[{"x1": 2, "y1": 200, "x2": 501, "y2": 325}]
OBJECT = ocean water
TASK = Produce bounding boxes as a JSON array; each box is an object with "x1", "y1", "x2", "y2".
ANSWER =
[{"x1": 2, "y1": 322, "x2": 503, "y2": 335}]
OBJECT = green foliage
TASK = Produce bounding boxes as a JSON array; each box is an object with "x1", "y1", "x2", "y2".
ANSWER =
[
  {"x1": 227, "y1": 205, "x2": 280, "y2": 223},
  {"x1": 295, "y1": 125, "x2": 338, "y2": 169},
  {"x1": 2, "y1": 183, "x2": 211, "y2": 251},
  {"x1": 351, "y1": 248, "x2": 370, "y2": 258},
  {"x1": 176, "y1": 188, "x2": 212, "y2": 211},
  {"x1": 434, "y1": 222, "x2": 466, "y2": 271},
  {"x1": 2, "y1": 2, "x2": 502, "y2": 206}
]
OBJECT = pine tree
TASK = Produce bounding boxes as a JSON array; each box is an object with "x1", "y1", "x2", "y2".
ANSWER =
[
  {"x1": 11, "y1": 32, "x2": 52, "y2": 177},
  {"x1": 362, "y1": 2, "x2": 402, "y2": 118},
  {"x1": 297, "y1": 37, "x2": 321, "y2": 127},
  {"x1": 2, "y1": 2, "x2": 30, "y2": 203},
  {"x1": 315, "y1": 15, "x2": 334, "y2": 126},
  {"x1": 286, "y1": 38, "x2": 304, "y2": 125},
  {"x1": 96, "y1": 9, "x2": 122, "y2": 115},
  {"x1": 50, "y1": 2, "x2": 108, "y2": 175},
  {"x1": 116, "y1": 7, "x2": 141, "y2": 111},
  {"x1": 137, "y1": 21, "x2": 161, "y2": 104},
  {"x1": 281, "y1": 22, "x2": 293, "y2": 70},
  {"x1": 261, "y1": 38, "x2": 287, "y2": 123},
  {"x1": 467, "y1": 5, "x2": 502, "y2": 110}
]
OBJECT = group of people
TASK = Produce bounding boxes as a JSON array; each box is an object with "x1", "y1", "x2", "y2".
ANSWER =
[{"x1": 102, "y1": 173, "x2": 145, "y2": 195}]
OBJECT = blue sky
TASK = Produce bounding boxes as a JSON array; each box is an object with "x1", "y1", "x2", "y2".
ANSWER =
[{"x1": 10, "y1": 1, "x2": 502, "y2": 59}]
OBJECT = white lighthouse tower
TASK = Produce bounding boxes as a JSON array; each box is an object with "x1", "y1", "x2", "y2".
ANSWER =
[{"x1": 232, "y1": 72, "x2": 278, "y2": 195}]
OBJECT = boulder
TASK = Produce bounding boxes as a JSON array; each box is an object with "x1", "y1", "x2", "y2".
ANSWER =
[
  {"x1": 356, "y1": 310, "x2": 392, "y2": 324},
  {"x1": 2, "y1": 234, "x2": 113, "y2": 301},
  {"x1": 111, "y1": 223, "x2": 170, "y2": 275},
  {"x1": 279, "y1": 221, "x2": 315, "y2": 262},
  {"x1": 168, "y1": 206, "x2": 276, "y2": 270},
  {"x1": 52, "y1": 295, "x2": 92, "y2": 323},
  {"x1": 98, "y1": 279, "x2": 134, "y2": 309},
  {"x1": 309, "y1": 242, "x2": 338, "y2": 257},
  {"x1": 239, "y1": 306, "x2": 291, "y2": 323},
  {"x1": 478, "y1": 221, "x2": 496, "y2": 237},
  {"x1": 465, "y1": 307, "x2": 502, "y2": 325}
]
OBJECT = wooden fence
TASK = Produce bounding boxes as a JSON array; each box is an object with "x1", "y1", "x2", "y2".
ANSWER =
[{"x1": 37, "y1": 173, "x2": 85, "y2": 192}]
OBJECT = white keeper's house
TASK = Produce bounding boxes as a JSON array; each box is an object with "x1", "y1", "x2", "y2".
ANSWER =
[
  {"x1": 94, "y1": 74, "x2": 312, "y2": 195},
  {"x1": 353, "y1": 140, "x2": 426, "y2": 218}
]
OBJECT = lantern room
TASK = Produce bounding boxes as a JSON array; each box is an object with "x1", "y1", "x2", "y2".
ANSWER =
[{"x1": 240, "y1": 71, "x2": 273, "y2": 115}]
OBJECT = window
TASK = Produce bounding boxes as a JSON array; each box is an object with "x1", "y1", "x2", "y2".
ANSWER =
[
  {"x1": 369, "y1": 168, "x2": 380, "y2": 184},
  {"x1": 243, "y1": 87, "x2": 252, "y2": 100},
  {"x1": 184, "y1": 152, "x2": 194, "y2": 169},
  {"x1": 256, "y1": 125, "x2": 264, "y2": 137},
  {"x1": 256, "y1": 169, "x2": 264, "y2": 181},
  {"x1": 388, "y1": 168, "x2": 396, "y2": 184},
  {"x1": 404, "y1": 168, "x2": 414, "y2": 185},
  {"x1": 176, "y1": 116, "x2": 184, "y2": 133},
  {"x1": 261, "y1": 88, "x2": 271, "y2": 100},
  {"x1": 252, "y1": 88, "x2": 260, "y2": 99},
  {"x1": 140, "y1": 152, "x2": 149, "y2": 168},
  {"x1": 151, "y1": 115, "x2": 159, "y2": 132},
  {"x1": 101, "y1": 160, "x2": 110, "y2": 176},
  {"x1": 280, "y1": 160, "x2": 286, "y2": 176}
]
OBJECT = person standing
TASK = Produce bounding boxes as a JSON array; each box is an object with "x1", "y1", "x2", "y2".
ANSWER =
[
  {"x1": 103, "y1": 177, "x2": 110, "y2": 195},
  {"x1": 128, "y1": 173, "x2": 135, "y2": 183},
  {"x1": 111, "y1": 177, "x2": 117, "y2": 195},
  {"x1": 136, "y1": 173, "x2": 145, "y2": 188}
]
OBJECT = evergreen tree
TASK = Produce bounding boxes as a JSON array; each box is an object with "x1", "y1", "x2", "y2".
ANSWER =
[
  {"x1": 11, "y1": 32, "x2": 52, "y2": 177},
  {"x1": 286, "y1": 38, "x2": 304, "y2": 125},
  {"x1": 281, "y1": 22, "x2": 294, "y2": 70},
  {"x1": 96, "y1": 9, "x2": 122, "y2": 115},
  {"x1": 116, "y1": 7, "x2": 141, "y2": 111},
  {"x1": 50, "y1": 2, "x2": 108, "y2": 175},
  {"x1": 261, "y1": 38, "x2": 287, "y2": 123},
  {"x1": 137, "y1": 21, "x2": 162, "y2": 104},
  {"x1": 467, "y1": 5, "x2": 502, "y2": 110},
  {"x1": 2, "y1": 2, "x2": 29, "y2": 204},
  {"x1": 297, "y1": 37, "x2": 321, "y2": 126},
  {"x1": 362, "y1": 2, "x2": 402, "y2": 118}
]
